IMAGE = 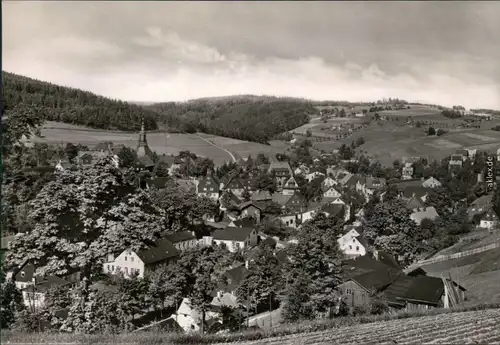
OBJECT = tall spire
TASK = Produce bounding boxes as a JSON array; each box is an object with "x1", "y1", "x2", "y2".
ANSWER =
[{"x1": 137, "y1": 116, "x2": 151, "y2": 158}]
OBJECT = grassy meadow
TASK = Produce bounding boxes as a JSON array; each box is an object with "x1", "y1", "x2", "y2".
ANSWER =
[{"x1": 24, "y1": 122, "x2": 290, "y2": 165}]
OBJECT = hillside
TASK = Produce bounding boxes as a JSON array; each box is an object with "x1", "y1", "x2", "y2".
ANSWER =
[
  {"x1": 2, "y1": 72, "x2": 179, "y2": 132},
  {"x1": 147, "y1": 96, "x2": 315, "y2": 144}
]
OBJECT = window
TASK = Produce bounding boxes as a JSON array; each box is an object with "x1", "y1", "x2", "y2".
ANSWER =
[
  {"x1": 107, "y1": 265, "x2": 110, "y2": 271},
  {"x1": 137, "y1": 269, "x2": 141, "y2": 276},
  {"x1": 131, "y1": 256, "x2": 134, "y2": 262},
  {"x1": 356, "y1": 246, "x2": 359, "y2": 251},
  {"x1": 111, "y1": 265, "x2": 114, "y2": 271},
  {"x1": 349, "y1": 245, "x2": 352, "y2": 249},
  {"x1": 20, "y1": 271, "x2": 25, "y2": 278},
  {"x1": 125, "y1": 256, "x2": 128, "y2": 261},
  {"x1": 117, "y1": 266, "x2": 121, "y2": 271},
  {"x1": 125, "y1": 267, "x2": 129, "y2": 274}
]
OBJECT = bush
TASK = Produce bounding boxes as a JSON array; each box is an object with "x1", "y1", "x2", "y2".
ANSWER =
[
  {"x1": 371, "y1": 299, "x2": 390, "y2": 315},
  {"x1": 437, "y1": 129, "x2": 447, "y2": 136},
  {"x1": 428, "y1": 127, "x2": 436, "y2": 136}
]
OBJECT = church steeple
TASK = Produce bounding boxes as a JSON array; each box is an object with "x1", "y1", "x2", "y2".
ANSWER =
[{"x1": 137, "y1": 117, "x2": 152, "y2": 158}]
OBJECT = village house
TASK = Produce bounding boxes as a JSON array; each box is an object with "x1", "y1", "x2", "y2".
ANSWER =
[
  {"x1": 323, "y1": 186, "x2": 342, "y2": 200},
  {"x1": 337, "y1": 228, "x2": 367, "y2": 258},
  {"x1": 196, "y1": 176, "x2": 220, "y2": 201},
  {"x1": 449, "y1": 154, "x2": 464, "y2": 169},
  {"x1": 282, "y1": 176, "x2": 300, "y2": 195},
  {"x1": 250, "y1": 190, "x2": 272, "y2": 204},
  {"x1": 478, "y1": 209, "x2": 499, "y2": 230},
  {"x1": 383, "y1": 274, "x2": 466, "y2": 311},
  {"x1": 356, "y1": 177, "x2": 387, "y2": 200},
  {"x1": 211, "y1": 227, "x2": 259, "y2": 253},
  {"x1": 219, "y1": 191, "x2": 241, "y2": 212},
  {"x1": 305, "y1": 169, "x2": 326, "y2": 183},
  {"x1": 401, "y1": 163, "x2": 414, "y2": 180},
  {"x1": 422, "y1": 176, "x2": 442, "y2": 188},
  {"x1": 102, "y1": 238, "x2": 180, "y2": 279},
  {"x1": 320, "y1": 203, "x2": 345, "y2": 220},
  {"x1": 228, "y1": 217, "x2": 257, "y2": 228},
  {"x1": 268, "y1": 161, "x2": 292, "y2": 190},
  {"x1": 220, "y1": 175, "x2": 245, "y2": 197},
  {"x1": 21, "y1": 275, "x2": 72, "y2": 309},
  {"x1": 171, "y1": 298, "x2": 221, "y2": 333},
  {"x1": 165, "y1": 231, "x2": 199, "y2": 251},
  {"x1": 468, "y1": 194, "x2": 493, "y2": 221},
  {"x1": 280, "y1": 213, "x2": 301, "y2": 228},
  {"x1": 322, "y1": 176, "x2": 337, "y2": 189},
  {"x1": 238, "y1": 201, "x2": 262, "y2": 223}
]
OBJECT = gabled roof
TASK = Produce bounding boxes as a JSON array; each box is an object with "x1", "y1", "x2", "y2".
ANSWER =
[
  {"x1": 238, "y1": 201, "x2": 263, "y2": 212},
  {"x1": 176, "y1": 179, "x2": 196, "y2": 192},
  {"x1": 261, "y1": 237, "x2": 277, "y2": 248},
  {"x1": 22, "y1": 275, "x2": 71, "y2": 293},
  {"x1": 251, "y1": 190, "x2": 272, "y2": 201},
  {"x1": 383, "y1": 275, "x2": 446, "y2": 307},
  {"x1": 400, "y1": 186, "x2": 433, "y2": 199},
  {"x1": 481, "y1": 209, "x2": 499, "y2": 221},
  {"x1": 272, "y1": 193, "x2": 293, "y2": 206},
  {"x1": 136, "y1": 238, "x2": 180, "y2": 265},
  {"x1": 406, "y1": 196, "x2": 425, "y2": 210},
  {"x1": 220, "y1": 191, "x2": 241, "y2": 209},
  {"x1": 213, "y1": 227, "x2": 255, "y2": 242},
  {"x1": 351, "y1": 268, "x2": 402, "y2": 292},
  {"x1": 342, "y1": 255, "x2": 398, "y2": 280},
  {"x1": 146, "y1": 177, "x2": 170, "y2": 189},
  {"x1": 469, "y1": 194, "x2": 493, "y2": 208},
  {"x1": 268, "y1": 161, "x2": 292, "y2": 174},
  {"x1": 138, "y1": 155, "x2": 155, "y2": 168},
  {"x1": 157, "y1": 154, "x2": 177, "y2": 166},
  {"x1": 198, "y1": 177, "x2": 220, "y2": 193}
]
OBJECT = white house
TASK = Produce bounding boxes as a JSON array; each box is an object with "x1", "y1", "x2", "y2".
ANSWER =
[
  {"x1": 337, "y1": 229, "x2": 366, "y2": 258},
  {"x1": 166, "y1": 231, "x2": 200, "y2": 252},
  {"x1": 322, "y1": 176, "x2": 337, "y2": 189},
  {"x1": 102, "y1": 238, "x2": 180, "y2": 279},
  {"x1": 479, "y1": 210, "x2": 499, "y2": 229},
  {"x1": 171, "y1": 298, "x2": 220, "y2": 333},
  {"x1": 212, "y1": 227, "x2": 259, "y2": 253},
  {"x1": 422, "y1": 177, "x2": 442, "y2": 189},
  {"x1": 280, "y1": 213, "x2": 300, "y2": 228},
  {"x1": 282, "y1": 176, "x2": 300, "y2": 196},
  {"x1": 323, "y1": 186, "x2": 341, "y2": 199},
  {"x1": 402, "y1": 163, "x2": 414, "y2": 180},
  {"x1": 305, "y1": 170, "x2": 325, "y2": 183}
]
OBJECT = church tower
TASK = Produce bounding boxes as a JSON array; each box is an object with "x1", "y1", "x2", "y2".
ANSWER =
[{"x1": 136, "y1": 117, "x2": 153, "y2": 158}]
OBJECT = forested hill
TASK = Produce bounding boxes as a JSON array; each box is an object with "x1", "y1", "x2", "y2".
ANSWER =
[
  {"x1": 147, "y1": 96, "x2": 315, "y2": 143},
  {"x1": 1, "y1": 72, "x2": 177, "y2": 131}
]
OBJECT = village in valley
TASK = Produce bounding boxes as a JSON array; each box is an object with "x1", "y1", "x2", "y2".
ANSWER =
[
  {"x1": 2, "y1": 1, "x2": 500, "y2": 344},
  {"x1": 3, "y1": 100, "x2": 500, "y2": 336}
]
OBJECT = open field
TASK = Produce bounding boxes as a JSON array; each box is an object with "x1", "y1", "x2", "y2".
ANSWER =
[
  {"x1": 461, "y1": 270, "x2": 500, "y2": 305},
  {"x1": 5, "y1": 307, "x2": 500, "y2": 345},
  {"x1": 378, "y1": 105, "x2": 442, "y2": 117},
  {"x1": 24, "y1": 122, "x2": 290, "y2": 165}
]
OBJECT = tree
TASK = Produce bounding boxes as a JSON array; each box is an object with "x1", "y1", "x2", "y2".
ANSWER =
[
  {"x1": 255, "y1": 153, "x2": 269, "y2": 166},
  {"x1": 178, "y1": 246, "x2": 226, "y2": 335},
  {"x1": 0, "y1": 280, "x2": 25, "y2": 329},
  {"x1": 305, "y1": 130, "x2": 312, "y2": 137},
  {"x1": 437, "y1": 129, "x2": 446, "y2": 136},
  {"x1": 6, "y1": 157, "x2": 166, "y2": 306},
  {"x1": 362, "y1": 199, "x2": 422, "y2": 267},
  {"x1": 147, "y1": 262, "x2": 189, "y2": 315},
  {"x1": 282, "y1": 213, "x2": 344, "y2": 321},
  {"x1": 117, "y1": 146, "x2": 139, "y2": 169},
  {"x1": 65, "y1": 143, "x2": 79, "y2": 163},
  {"x1": 242, "y1": 189, "x2": 251, "y2": 202},
  {"x1": 236, "y1": 246, "x2": 282, "y2": 316},
  {"x1": 2, "y1": 104, "x2": 45, "y2": 156},
  {"x1": 428, "y1": 127, "x2": 436, "y2": 136},
  {"x1": 252, "y1": 174, "x2": 276, "y2": 193}
]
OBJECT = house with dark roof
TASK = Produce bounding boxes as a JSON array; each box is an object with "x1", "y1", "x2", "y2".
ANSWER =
[
  {"x1": 468, "y1": 194, "x2": 494, "y2": 221},
  {"x1": 320, "y1": 203, "x2": 345, "y2": 219},
  {"x1": 305, "y1": 169, "x2": 326, "y2": 183},
  {"x1": 219, "y1": 191, "x2": 242, "y2": 211},
  {"x1": 405, "y1": 195, "x2": 425, "y2": 211},
  {"x1": 21, "y1": 275, "x2": 72, "y2": 309},
  {"x1": 382, "y1": 274, "x2": 466, "y2": 310},
  {"x1": 165, "y1": 231, "x2": 199, "y2": 251},
  {"x1": 220, "y1": 175, "x2": 245, "y2": 197},
  {"x1": 145, "y1": 177, "x2": 171, "y2": 190},
  {"x1": 251, "y1": 190, "x2": 272, "y2": 203},
  {"x1": 196, "y1": 176, "x2": 220, "y2": 201},
  {"x1": 238, "y1": 201, "x2": 263, "y2": 223},
  {"x1": 212, "y1": 227, "x2": 259, "y2": 253},
  {"x1": 268, "y1": 161, "x2": 292, "y2": 190},
  {"x1": 356, "y1": 176, "x2": 387, "y2": 200},
  {"x1": 284, "y1": 192, "x2": 307, "y2": 213},
  {"x1": 272, "y1": 193, "x2": 293, "y2": 208},
  {"x1": 102, "y1": 238, "x2": 180, "y2": 279}
]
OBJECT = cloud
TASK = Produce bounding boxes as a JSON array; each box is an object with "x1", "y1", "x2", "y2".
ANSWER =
[{"x1": 3, "y1": 1, "x2": 499, "y2": 109}]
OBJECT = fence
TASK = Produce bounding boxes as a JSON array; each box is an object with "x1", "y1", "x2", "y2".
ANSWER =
[{"x1": 405, "y1": 242, "x2": 500, "y2": 272}]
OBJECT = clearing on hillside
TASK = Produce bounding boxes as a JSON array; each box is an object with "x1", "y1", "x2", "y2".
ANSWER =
[{"x1": 24, "y1": 122, "x2": 289, "y2": 165}]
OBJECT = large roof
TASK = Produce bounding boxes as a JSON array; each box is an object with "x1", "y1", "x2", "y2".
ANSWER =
[
  {"x1": 383, "y1": 275, "x2": 445, "y2": 307},
  {"x1": 136, "y1": 238, "x2": 180, "y2": 265},
  {"x1": 213, "y1": 227, "x2": 255, "y2": 242}
]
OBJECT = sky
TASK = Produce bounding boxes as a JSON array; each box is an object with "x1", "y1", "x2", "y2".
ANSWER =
[{"x1": 3, "y1": 1, "x2": 500, "y2": 109}]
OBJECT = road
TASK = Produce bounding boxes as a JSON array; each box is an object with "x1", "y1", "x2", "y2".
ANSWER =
[{"x1": 195, "y1": 134, "x2": 236, "y2": 163}]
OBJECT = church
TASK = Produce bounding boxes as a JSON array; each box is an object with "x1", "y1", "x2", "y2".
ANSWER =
[{"x1": 136, "y1": 118, "x2": 155, "y2": 171}]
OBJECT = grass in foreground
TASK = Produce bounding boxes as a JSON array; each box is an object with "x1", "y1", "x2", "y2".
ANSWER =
[{"x1": 3, "y1": 303, "x2": 500, "y2": 345}]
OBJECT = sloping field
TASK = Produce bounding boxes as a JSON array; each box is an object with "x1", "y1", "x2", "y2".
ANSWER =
[
  {"x1": 221, "y1": 308, "x2": 500, "y2": 345},
  {"x1": 23, "y1": 122, "x2": 288, "y2": 165},
  {"x1": 461, "y1": 271, "x2": 500, "y2": 305},
  {"x1": 378, "y1": 105, "x2": 442, "y2": 117}
]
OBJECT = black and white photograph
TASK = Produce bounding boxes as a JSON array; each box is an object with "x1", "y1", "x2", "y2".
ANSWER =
[{"x1": 1, "y1": 1, "x2": 500, "y2": 344}]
